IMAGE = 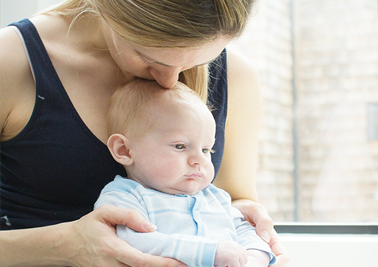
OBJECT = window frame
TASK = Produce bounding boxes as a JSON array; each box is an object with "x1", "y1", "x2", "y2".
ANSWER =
[{"x1": 275, "y1": 223, "x2": 378, "y2": 235}]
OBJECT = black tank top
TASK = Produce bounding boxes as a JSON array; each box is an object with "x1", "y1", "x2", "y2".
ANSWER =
[{"x1": 0, "y1": 19, "x2": 228, "y2": 230}]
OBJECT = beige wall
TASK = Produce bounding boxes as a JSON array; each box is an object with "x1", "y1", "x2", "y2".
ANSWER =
[{"x1": 294, "y1": 0, "x2": 378, "y2": 222}]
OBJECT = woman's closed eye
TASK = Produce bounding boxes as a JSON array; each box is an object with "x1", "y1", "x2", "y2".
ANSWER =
[{"x1": 137, "y1": 53, "x2": 155, "y2": 65}]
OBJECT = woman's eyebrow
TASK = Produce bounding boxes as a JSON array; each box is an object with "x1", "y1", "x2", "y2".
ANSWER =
[{"x1": 136, "y1": 50, "x2": 219, "y2": 67}]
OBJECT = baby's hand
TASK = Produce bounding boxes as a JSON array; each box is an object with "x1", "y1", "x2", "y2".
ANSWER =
[
  {"x1": 214, "y1": 241, "x2": 248, "y2": 267},
  {"x1": 244, "y1": 250, "x2": 271, "y2": 267}
]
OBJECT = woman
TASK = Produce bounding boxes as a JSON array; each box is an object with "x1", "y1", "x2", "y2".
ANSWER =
[{"x1": 0, "y1": 0, "x2": 289, "y2": 266}]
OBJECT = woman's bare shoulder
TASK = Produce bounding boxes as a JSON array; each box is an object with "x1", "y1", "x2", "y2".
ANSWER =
[
  {"x1": 0, "y1": 26, "x2": 32, "y2": 83},
  {"x1": 226, "y1": 46, "x2": 260, "y2": 90},
  {"x1": 226, "y1": 46, "x2": 262, "y2": 118},
  {"x1": 0, "y1": 26, "x2": 36, "y2": 141}
]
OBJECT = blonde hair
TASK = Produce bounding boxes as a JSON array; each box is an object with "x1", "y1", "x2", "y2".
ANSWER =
[
  {"x1": 107, "y1": 79, "x2": 205, "y2": 139},
  {"x1": 48, "y1": 0, "x2": 256, "y2": 100}
]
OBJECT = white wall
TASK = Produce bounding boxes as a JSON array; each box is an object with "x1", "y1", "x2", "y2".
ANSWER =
[
  {"x1": 281, "y1": 234, "x2": 378, "y2": 267},
  {"x1": 0, "y1": 0, "x2": 62, "y2": 27}
]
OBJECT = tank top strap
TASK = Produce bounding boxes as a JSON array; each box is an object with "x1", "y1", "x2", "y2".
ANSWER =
[
  {"x1": 208, "y1": 48, "x2": 228, "y2": 127},
  {"x1": 9, "y1": 19, "x2": 63, "y2": 99},
  {"x1": 8, "y1": 18, "x2": 105, "y2": 148}
]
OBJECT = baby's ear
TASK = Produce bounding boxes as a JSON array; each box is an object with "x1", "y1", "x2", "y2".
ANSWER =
[{"x1": 107, "y1": 134, "x2": 133, "y2": 165}]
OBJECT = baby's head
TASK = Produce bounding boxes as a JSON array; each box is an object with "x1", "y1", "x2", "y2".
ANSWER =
[{"x1": 107, "y1": 78, "x2": 216, "y2": 195}]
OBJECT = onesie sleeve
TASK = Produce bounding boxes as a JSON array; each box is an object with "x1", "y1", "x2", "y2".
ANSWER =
[{"x1": 118, "y1": 226, "x2": 218, "y2": 267}]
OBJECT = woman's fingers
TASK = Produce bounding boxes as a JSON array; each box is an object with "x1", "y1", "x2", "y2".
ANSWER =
[
  {"x1": 232, "y1": 200, "x2": 274, "y2": 242},
  {"x1": 99, "y1": 206, "x2": 186, "y2": 267},
  {"x1": 68, "y1": 206, "x2": 186, "y2": 267},
  {"x1": 232, "y1": 200, "x2": 289, "y2": 266},
  {"x1": 267, "y1": 229, "x2": 290, "y2": 267},
  {"x1": 96, "y1": 205, "x2": 157, "y2": 232}
]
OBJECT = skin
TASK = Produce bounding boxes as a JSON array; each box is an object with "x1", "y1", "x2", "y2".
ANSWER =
[
  {"x1": 108, "y1": 95, "x2": 217, "y2": 196},
  {"x1": 0, "y1": 11, "x2": 289, "y2": 267}
]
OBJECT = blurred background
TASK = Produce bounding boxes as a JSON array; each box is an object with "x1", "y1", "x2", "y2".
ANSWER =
[
  {"x1": 2, "y1": 0, "x2": 378, "y2": 224},
  {"x1": 231, "y1": 0, "x2": 378, "y2": 223}
]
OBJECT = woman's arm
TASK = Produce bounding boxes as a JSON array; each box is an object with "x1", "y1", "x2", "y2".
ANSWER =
[
  {"x1": 213, "y1": 47, "x2": 289, "y2": 267},
  {"x1": 213, "y1": 47, "x2": 262, "y2": 203},
  {"x1": 0, "y1": 206, "x2": 183, "y2": 266}
]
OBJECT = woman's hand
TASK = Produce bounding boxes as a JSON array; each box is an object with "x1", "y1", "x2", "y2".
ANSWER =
[
  {"x1": 232, "y1": 200, "x2": 290, "y2": 267},
  {"x1": 0, "y1": 205, "x2": 185, "y2": 266},
  {"x1": 63, "y1": 205, "x2": 185, "y2": 267}
]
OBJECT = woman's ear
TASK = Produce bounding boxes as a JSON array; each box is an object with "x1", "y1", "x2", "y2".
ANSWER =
[{"x1": 107, "y1": 134, "x2": 134, "y2": 166}]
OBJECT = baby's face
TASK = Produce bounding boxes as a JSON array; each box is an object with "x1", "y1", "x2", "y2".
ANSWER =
[{"x1": 126, "y1": 96, "x2": 216, "y2": 195}]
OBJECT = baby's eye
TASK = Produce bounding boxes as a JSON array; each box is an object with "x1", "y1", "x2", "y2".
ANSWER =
[
  {"x1": 174, "y1": 144, "x2": 186, "y2": 150},
  {"x1": 202, "y1": 148, "x2": 215, "y2": 154}
]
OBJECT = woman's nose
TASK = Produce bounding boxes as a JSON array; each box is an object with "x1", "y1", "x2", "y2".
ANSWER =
[{"x1": 150, "y1": 66, "x2": 181, "y2": 89}]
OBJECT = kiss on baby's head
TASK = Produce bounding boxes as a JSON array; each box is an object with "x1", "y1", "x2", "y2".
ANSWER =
[{"x1": 107, "y1": 78, "x2": 211, "y2": 139}]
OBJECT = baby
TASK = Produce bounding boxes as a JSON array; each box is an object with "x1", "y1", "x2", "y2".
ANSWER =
[{"x1": 95, "y1": 78, "x2": 276, "y2": 267}]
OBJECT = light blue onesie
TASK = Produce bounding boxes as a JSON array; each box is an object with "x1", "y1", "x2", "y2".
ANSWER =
[{"x1": 95, "y1": 176, "x2": 276, "y2": 266}]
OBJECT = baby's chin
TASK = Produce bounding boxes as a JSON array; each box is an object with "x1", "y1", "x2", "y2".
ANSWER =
[
  {"x1": 165, "y1": 188, "x2": 198, "y2": 196},
  {"x1": 167, "y1": 184, "x2": 208, "y2": 196}
]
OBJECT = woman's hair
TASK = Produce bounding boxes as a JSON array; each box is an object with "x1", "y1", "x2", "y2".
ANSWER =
[
  {"x1": 47, "y1": 0, "x2": 256, "y2": 100},
  {"x1": 107, "y1": 78, "x2": 205, "y2": 139}
]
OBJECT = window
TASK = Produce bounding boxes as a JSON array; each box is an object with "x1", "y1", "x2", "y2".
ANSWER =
[
  {"x1": 0, "y1": 0, "x2": 63, "y2": 27},
  {"x1": 368, "y1": 102, "x2": 378, "y2": 141},
  {"x1": 231, "y1": 0, "x2": 378, "y2": 224}
]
